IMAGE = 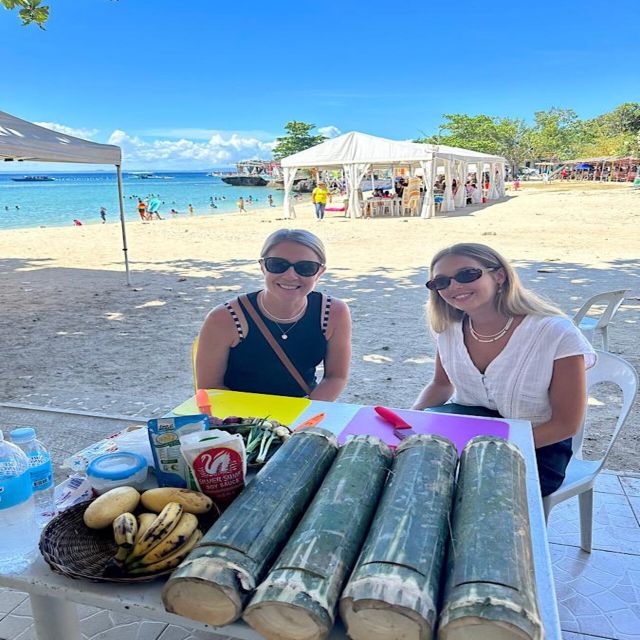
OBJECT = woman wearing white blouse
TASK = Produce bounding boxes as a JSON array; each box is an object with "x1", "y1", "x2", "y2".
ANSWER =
[{"x1": 413, "y1": 243, "x2": 596, "y2": 496}]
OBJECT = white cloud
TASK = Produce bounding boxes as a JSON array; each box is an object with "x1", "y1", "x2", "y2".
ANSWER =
[
  {"x1": 318, "y1": 125, "x2": 341, "y2": 138},
  {"x1": 108, "y1": 130, "x2": 276, "y2": 168},
  {"x1": 34, "y1": 122, "x2": 99, "y2": 140},
  {"x1": 141, "y1": 127, "x2": 278, "y2": 141}
]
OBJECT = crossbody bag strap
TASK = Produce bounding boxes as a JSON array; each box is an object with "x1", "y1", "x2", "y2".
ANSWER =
[{"x1": 239, "y1": 294, "x2": 312, "y2": 396}]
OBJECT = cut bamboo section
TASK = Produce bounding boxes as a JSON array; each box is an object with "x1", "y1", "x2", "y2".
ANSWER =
[
  {"x1": 244, "y1": 435, "x2": 392, "y2": 640},
  {"x1": 340, "y1": 434, "x2": 459, "y2": 640},
  {"x1": 438, "y1": 436, "x2": 543, "y2": 640},
  {"x1": 162, "y1": 428, "x2": 338, "y2": 627}
]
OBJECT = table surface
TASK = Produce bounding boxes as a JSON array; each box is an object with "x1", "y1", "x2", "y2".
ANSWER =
[{"x1": 0, "y1": 397, "x2": 562, "y2": 640}]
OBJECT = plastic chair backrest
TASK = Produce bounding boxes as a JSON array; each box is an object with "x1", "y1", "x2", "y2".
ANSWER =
[
  {"x1": 572, "y1": 289, "x2": 628, "y2": 331},
  {"x1": 571, "y1": 351, "x2": 638, "y2": 474}
]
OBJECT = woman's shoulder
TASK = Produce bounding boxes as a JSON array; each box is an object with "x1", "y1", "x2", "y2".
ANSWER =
[
  {"x1": 524, "y1": 313, "x2": 577, "y2": 335},
  {"x1": 203, "y1": 292, "x2": 257, "y2": 327},
  {"x1": 433, "y1": 320, "x2": 463, "y2": 347},
  {"x1": 319, "y1": 293, "x2": 350, "y2": 321}
]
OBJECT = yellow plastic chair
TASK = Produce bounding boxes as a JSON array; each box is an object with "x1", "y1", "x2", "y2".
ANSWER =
[{"x1": 191, "y1": 336, "x2": 199, "y2": 392}]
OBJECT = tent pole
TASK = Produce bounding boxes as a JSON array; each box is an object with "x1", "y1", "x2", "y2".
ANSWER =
[{"x1": 116, "y1": 164, "x2": 131, "y2": 286}]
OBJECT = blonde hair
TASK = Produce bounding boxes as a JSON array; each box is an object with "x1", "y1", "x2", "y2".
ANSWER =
[
  {"x1": 260, "y1": 228, "x2": 326, "y2": 264},
  {"x1": 427, "y1": 242, "x2": 564, "y2": 333}
]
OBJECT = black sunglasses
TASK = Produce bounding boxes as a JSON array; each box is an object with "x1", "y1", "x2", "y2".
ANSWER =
[
  {"x1": 262, "y1": 256, "x2": 324, "y2": 277},
  {"x1": 426, "y1": 266, "x2": 499, "y2": 291}
]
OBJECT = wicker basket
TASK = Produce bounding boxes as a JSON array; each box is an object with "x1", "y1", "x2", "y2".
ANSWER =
[{"x1": 39, "y1": 501, "x2": 175, "y2": 583}]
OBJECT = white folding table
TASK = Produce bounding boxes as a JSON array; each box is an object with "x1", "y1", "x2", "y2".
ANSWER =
[{"x1": 0, "y1": 399, "x2": 562, "y2": 639}]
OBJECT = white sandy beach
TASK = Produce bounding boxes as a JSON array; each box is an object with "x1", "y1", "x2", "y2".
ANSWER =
[{"x1": 1, "y1": 184, "x2": 639, "y2": 471}]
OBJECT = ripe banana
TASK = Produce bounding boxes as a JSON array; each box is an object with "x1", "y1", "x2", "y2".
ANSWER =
[
  {"x1": 130, "y1": 513, "x2": 199, "y2": 567},
  {"x1": 135, "y1": 513, "x2": 157, "y2": 544},
  {"x1": 112, "y1": 512, "x2": 138, "y2": 562},
  {"x1": 140, "y1": 488, "x2": 214, "y2": 514},
  {"x1": 125, "y1": 501, "x2": 184, "y2": 564},
  {"x1": 128, "y1": 529, "x2": 203, "y2": 575}
]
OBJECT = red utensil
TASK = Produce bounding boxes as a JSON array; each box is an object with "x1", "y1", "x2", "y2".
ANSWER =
[
  {"x1": 293, "y1": 413, "x2": 326, "y2": 432},
  {"x1": 373, "y1": 406, "x2": 417, "y2": 439}
]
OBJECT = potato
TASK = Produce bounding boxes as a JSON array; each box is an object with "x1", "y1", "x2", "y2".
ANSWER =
[
  {"x1": 141, "y1": 487, "x2": 213, "y2": 514},
  {"x1": 83, "y1": 486, "x2": 141, "y2": 529}
]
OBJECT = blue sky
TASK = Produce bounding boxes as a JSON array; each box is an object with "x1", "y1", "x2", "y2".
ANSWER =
[{"x1": 2, "y1": 0, "x2": 639, "y2": 170}]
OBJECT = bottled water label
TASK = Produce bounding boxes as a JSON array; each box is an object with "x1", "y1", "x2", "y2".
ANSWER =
[
  {"x1": 0, "y1": 459, "x2": 20, "y2": 475},
  {"x1": 0, "y1": 473, "x2": 32, "y2": 510},
  {"x1": 27, "y1": 454, "x2": 53, "y2": 492}
]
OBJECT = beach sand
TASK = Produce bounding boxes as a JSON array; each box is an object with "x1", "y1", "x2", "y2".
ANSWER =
[{"x1": 1, "y1": 184, "x2": 639, "y2": 472}]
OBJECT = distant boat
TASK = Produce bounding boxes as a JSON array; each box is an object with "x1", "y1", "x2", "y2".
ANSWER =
[
  {"x1": 128, "y1": 172, "x2": 155, "y2": 179},
  {"x1": 11, "y1": 175, "x2": 55, "y2": 182},
  {"x1": 218, "y1": 160, "x2": 274, "y2": 187}
]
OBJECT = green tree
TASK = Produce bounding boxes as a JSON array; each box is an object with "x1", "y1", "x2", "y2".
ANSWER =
[
  {"x1": 578, "y1": 103, "x2": 640, "y2": 158},
  {"x1": 272, "y1": 122, "x2": 326, "y2": 160},
  {"x1": 416, "y1": 114, "x2": 533, "y2": 176},
  {"x1": 596, "y1": 102, "x2": 640, "y2": 135},
  {"x1": 1, "y1": 0, "x2": 49, "y2": 27},
  {"x1": 528, "y1": 108, "x2": 583, "y2": 161}
]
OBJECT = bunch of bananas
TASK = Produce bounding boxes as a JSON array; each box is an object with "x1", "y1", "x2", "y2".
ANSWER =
[
  {"x1": 84, "y1": 487, "x2": 215, "y2": 578},
  {"x1": 108, "y1": 502, "x2": 202, "y2": 576}
]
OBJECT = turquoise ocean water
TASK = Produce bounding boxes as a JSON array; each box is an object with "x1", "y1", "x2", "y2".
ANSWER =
[{"x1": 0, "y1": 171, "x2": 285, "y2": 230}]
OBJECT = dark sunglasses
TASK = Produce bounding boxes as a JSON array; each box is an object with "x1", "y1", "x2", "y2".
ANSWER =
[
  {"x1": 426, "y1": 266, "x2": 499, "y2": 291},
  {"x1": 262, "y1": 256, "x2": 324, "y2": 277}
]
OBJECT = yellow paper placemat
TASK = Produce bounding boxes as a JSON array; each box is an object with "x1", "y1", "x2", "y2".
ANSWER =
[{"x1": 171, "y1": 389, "x2": 311, "y2": 426}]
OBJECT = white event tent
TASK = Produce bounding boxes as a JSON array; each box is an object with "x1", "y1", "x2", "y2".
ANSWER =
[
  {"x1": 280, "y1": 131, "x2": 506, "y2": 220},
  {"x1": 0, "y1": 110, "x2": 131, "y2": 284}
]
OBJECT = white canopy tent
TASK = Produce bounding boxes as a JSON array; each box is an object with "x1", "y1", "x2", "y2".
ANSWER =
[
  {"x1": 0, "y1": 110, "x2": 131, "y2": 284},
  {"x1": 280, "y1": 131, "x2": 506, "y2": 220}
]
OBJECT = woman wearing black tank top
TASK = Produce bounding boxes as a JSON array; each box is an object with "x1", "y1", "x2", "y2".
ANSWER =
[{"x1": 195, "y1": 229, "x2": 352, "y2": 400}]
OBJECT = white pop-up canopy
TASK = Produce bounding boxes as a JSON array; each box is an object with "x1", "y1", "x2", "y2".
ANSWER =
[
  {"x1": 280, "y1": 131, "x2": 506, "y2": 219},
  {"x1": 0, "y1": 110, "x2": 131, "y2": 284}
]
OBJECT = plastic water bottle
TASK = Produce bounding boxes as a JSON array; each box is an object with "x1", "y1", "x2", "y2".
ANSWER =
[
  {"x1": 0, "y1": 429, "x2": 39, "y2": 573},
  {"x1": 10, "y1": 427, "x2": 57, "y2": 527}
]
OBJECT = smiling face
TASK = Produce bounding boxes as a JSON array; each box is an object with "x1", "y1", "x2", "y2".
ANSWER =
[
  {"x1": 261, "y1": 240, "x2": 326, "y2": 303},
  {"x1": 432, "y1": 254, "x2": 505, "y2": 316}
]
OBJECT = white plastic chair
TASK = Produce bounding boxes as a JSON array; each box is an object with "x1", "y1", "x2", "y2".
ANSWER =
[
  {"x1": 542, "y1": 351, "x2": 638, "y2": 552},
  {"x1": 572, "y1": 289, "x2": 628, "y2": 351}
]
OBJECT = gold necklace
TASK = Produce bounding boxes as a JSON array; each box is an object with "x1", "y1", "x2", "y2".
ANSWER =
[{"x1": 468, "y1": 316, "x2": 514, "y2": 343}]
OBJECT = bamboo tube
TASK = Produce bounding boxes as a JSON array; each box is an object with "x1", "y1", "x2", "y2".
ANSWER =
[
  {"x1": 438, "y1": 436, "x2": 543, "y2": 640},
  {"x1": 340, "y1": 435, "x2": 459, "y2": 640},
  {"x1": 162, "y1": 428, "x2": 338, "y2": 626},
  {"x1": 243, "y1": 435, "x2": 392, "y2": 640}
]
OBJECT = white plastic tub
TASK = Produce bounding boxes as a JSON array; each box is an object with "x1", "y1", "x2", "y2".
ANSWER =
[{"x1": 86, "y1": 451, "x2": 148, "y2": 494}]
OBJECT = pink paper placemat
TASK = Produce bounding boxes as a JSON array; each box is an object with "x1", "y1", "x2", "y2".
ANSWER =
[{"x1": 337, "y1": 406, "x2": 509, "y2": 454}]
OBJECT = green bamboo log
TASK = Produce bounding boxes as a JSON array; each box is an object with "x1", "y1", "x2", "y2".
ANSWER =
[
  {"x1": 438, "y1": 436, "x2": 543, "y2": 640},
  {"x1": 243, "y1": 435, "x2": 392, "y2": 640},
  {"x1": 162, "y1": 428, "x2": 338, "y2": 626},
  {"x1": 340, "y1": 434, "x2": 459, "y2": 640}
]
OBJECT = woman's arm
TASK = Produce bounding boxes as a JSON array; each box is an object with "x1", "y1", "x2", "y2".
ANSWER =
[
  {"x1": 194, "y1": 306, "x2": 238, "y2": 390},
  {"x1": 533, "y1": 355, "x2": 587, "y2": 448},
  {"x1": 411, "y1": 352, "x2": 454, "y2": 410},
  {"x1": 309, "y1": 299, "x2": 351, "y2": 402}
]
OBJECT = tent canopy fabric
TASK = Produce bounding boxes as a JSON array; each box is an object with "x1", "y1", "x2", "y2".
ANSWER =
[
  {"x1": 0, "y1": 111, "x2": 121, "y2": 165},
  {"x1": 280, "y1": 131, "x2": 505, "y2": 168},
  {"x1": 280, "y1": 131, "x2": 506, "y2": 220}
]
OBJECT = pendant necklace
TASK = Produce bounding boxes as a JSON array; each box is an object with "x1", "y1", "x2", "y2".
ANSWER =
[
  {"x1": 468, "y1": 316, "x2": 514, "y2": 343},
  {"x1": 259, "y1": 293, "x2": 307, "y2": 340}
]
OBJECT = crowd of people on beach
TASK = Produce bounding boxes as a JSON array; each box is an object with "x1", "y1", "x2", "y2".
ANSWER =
[
  {"x1": 236, "y1": 193, "x2": 276, "y2": 213},
  {"x1": 66, "y1": 190, "x2": 281, "y2": 226}
]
